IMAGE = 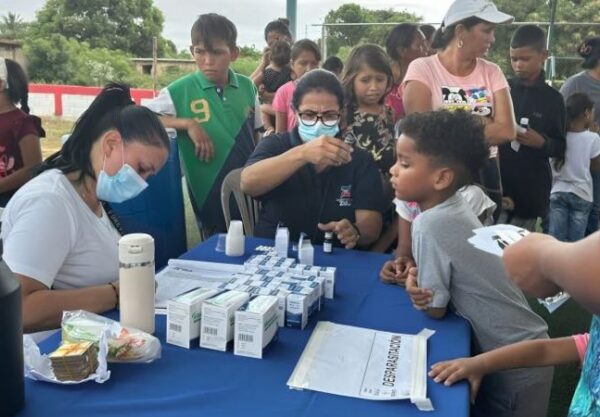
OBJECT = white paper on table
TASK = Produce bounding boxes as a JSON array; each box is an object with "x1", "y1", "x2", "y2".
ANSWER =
[
  {"x1": 287, "y1": 321, "x2": 435, "y2": 411},
  {"x1": 155, "y1": 260, "x2": 245, "y2": 313}
]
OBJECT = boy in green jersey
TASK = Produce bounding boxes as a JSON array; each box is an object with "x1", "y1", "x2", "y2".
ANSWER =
[{"x1": 147, "y1": 13, "x2": 262, "y2": 237}]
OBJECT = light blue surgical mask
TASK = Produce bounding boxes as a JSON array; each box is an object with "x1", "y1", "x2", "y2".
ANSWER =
[
  {"x1": 298, "y1": 121, "x2": 340, "y2": 142},
  {"x1": 96, "y1": 145, "x2": 148, "y2": 203}
]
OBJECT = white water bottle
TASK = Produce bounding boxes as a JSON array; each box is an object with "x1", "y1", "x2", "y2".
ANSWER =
[{"x1": 119, "y1": 233, "x2": 156, "y2": 334}]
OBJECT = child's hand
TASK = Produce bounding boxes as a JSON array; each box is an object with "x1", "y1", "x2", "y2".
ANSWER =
[
  {"x1": 379, "y1": 256, "x2": 416, "y2": 286},
  {"x1": 405, "y1": 267, "x2": 433, "y2": 310},
  {"x1": 429, "y1": 358, "x2": 483, "y2": 404},
  {"x1": 187, "y1": 121, "x2": 214, "y2": 161},
  {"x1": 380, "y1": 260, "x2": 399, "y2": 284},
  {"x1": 516, "y1": 127, "x2": 545, "y2": 149}
]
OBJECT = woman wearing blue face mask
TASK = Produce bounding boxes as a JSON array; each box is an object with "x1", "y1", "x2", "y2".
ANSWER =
[
  {"x1": 241, "y1": 69, "x2": 385, "y2": 248},
  {"x1": 1, "y1": 83, "x2": 169, "y2": 332}
]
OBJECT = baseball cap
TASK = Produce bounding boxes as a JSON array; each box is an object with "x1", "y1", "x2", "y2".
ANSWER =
[{"x1": 441, "y1": 0, "x2": 514, "y2": 32}]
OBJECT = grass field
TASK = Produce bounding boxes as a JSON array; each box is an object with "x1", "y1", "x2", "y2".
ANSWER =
[{"x1": 39, "y1": 116, "x2": 586, "y2": 416}]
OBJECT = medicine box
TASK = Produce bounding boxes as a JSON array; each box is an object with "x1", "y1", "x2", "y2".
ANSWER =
[
  {"x1": 200, "y1": 291, "x2": 250, "y2": 351},
  {"x1": 234, "y1": 295, "x2": 279, "y2": 359},
  {"x1": 166, "y1": 287, "x2": 220, "y2": 349}
]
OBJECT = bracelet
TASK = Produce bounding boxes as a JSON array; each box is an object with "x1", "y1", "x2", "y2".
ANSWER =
[{"x1": 109, "y1": 282, "x2": 119, "y2": 309}]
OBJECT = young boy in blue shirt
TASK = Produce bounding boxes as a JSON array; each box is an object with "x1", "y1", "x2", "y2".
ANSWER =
[
  {"x1": 147, "y1": 13, "x2": 262, "y2": 237},
  {"x1": 389, "y1": 110, "x2": 552, "y2": 417}
]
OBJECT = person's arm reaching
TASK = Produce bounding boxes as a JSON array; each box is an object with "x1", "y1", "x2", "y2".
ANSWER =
[
  {"x1": 503, "y1": 232, "x2": 600, "y2": 314},
  {"x1": 429, "y1": 336, "x2": 579, "y2": 403}
]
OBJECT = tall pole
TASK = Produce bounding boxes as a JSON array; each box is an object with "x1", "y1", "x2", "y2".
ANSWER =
[
  {"x1": 545, "y1": 0, "x2": 558, "y2": 84},
  {"x1": 152, "y1": 36, "x2": 158, "y2": 96},
  {"x1": 321, "y1": 25, "x2": 328, "y2": 59},
  {"x1": 286, "y1": 0, "x2": 297, "y2": 40}
]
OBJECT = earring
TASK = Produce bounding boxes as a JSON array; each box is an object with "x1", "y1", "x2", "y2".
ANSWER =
[{"x1": 457, "y1": 39, "x2": 464, "y2": 49}]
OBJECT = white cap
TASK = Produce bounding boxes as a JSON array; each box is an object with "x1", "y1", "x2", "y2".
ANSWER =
[
  {"x1": 441, "y1": 0, "x2": 513, "y2": 31},
  {"x1": 228, "y1": 220, "x2": 244, "y2": 237},
  {"x1": 119, "y1": 233, "x2": 155, "y2": 265}
]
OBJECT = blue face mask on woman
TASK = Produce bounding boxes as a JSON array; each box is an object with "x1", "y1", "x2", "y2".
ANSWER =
[
  {"x1": 298, "y1": 121, "x2": 340, "y2": 142},
  {"x1": 96, "y1": 145, "x2": 148, "y2": 203}
]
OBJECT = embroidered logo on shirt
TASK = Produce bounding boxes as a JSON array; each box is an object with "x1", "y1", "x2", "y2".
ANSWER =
[{"x1": 336, "y1": 185, "x2": 353, "y2": 207}]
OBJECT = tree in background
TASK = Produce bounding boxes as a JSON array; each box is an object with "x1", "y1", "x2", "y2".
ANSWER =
[
  {"x1": 0, "y1": 13, "x2": 29, "y2": 40},
  {"x1": 323, "y1": 3, "x2": 421, "y2": 55},
  {"x1": 28, "y1": 0, "x2": 176, "y2": 58},
  {"x1": 24, "y1": 34, "x2": 149, "y2": 87},
  {"x1": 486, "y1": 0, "x2": 600, "y2": 83}
]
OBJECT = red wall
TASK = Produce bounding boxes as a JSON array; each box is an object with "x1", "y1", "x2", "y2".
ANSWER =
[{"x1": 29, "y1": 84, "x2": 155, "y2": 116}]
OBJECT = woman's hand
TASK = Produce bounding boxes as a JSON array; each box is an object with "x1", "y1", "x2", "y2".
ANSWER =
[
  {"x1": 300, "y1": 136, "x2": 353, "y2": 167},
  {"x1": 318, "y1": 219, "x2": 360, "y2": 249}
]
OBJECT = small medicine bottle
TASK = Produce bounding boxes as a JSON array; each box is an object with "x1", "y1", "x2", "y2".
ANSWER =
[{"x1": 323, "y1": 232, "x2": 333, "y2": 254}]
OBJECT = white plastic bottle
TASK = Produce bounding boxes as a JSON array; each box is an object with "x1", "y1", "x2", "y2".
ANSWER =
[
  {"x1": 119, "y1": 233, "x2": 156, "y2": 334},
  {"x1": 299, "y1": 239, "x2": 314, "y2": 266},
  {"x1": 226, "y1": 220, "x2": 245, "y2": 257},
  {"x1": 275, "y1": 226, "x2": 289, "y2": 258}
]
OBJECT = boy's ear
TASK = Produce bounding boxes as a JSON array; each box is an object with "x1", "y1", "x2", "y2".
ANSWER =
[
  {"x1": 230, "y1": 46, "x2": 240, "y2": 62},
  {"x1": 432, "y1": 167, "x2": 455, "y2": 191},
  {"x1": 541, "y1": 49, "x2": 549, "y2": 61}
]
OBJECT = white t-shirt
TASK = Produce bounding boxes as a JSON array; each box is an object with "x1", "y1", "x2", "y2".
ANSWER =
[
  {"x1": 394, "y1": 185, "x2": 497, "y2": 225},
  {"x1": 1, "y1": 169, "x2": 120, "y2": 289},
  {"x1": 551, "y1": 130, "x2": 600, "y2": 202}
]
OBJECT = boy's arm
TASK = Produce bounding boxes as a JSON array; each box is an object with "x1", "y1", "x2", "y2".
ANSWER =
[
  {"x1": 429, "y1": 336, "x2": 578, "y2": 403},
  {"x1": 405, "y1": 267, "x2": 448, "y2": 319},
  {"x1": 159, "y1": 115, "x2": 214, "y2": 161}
]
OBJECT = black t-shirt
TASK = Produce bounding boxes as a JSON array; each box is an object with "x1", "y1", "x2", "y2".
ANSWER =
[
  {"x1": 245, "y1": 129, "x2": 386, "y2": 245},
  {"x1": 499, "y1": 74, "x2": 566, "y2": 218}
]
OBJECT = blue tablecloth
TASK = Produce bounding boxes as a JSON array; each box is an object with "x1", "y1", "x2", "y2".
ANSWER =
[{"x1": 19, "y1": 236, "x2": 470, "y2": 417}]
